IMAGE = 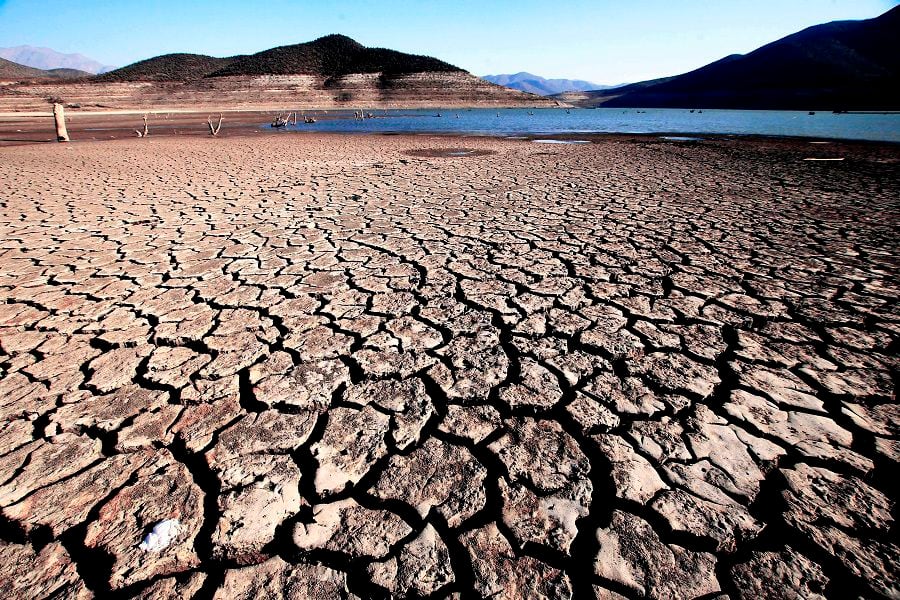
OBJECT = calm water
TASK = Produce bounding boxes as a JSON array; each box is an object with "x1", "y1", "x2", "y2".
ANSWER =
[{"x1": 271, "y1": 108, "x2": 900, "y2": 142}]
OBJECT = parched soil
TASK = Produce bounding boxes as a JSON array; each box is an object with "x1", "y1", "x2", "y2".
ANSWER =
[{"x1": 0, "y1": 132, "x2": 897, "y2": 599}]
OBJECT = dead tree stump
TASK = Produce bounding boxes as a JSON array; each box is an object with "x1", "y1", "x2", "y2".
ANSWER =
[
  {"x1": 135, "y1": 115, "x2": 149, "y2": 138},
  {"x1": 207, "y1": 114, "x2": 224, "y2": 136},
  {"x1": 53, "y1": 103, "x2": 69, "y2": 142}
]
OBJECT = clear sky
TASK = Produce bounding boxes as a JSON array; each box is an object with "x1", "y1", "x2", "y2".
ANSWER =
[{"x1": 0, "y1": 0, "x2": 895, "y2": 83}]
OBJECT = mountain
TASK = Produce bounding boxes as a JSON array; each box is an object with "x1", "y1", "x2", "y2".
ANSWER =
[
  {"x1": 0, "y1": 57, "x2": 91, "y2": 80},
  {"x1": 558, "y1": 7, "x2": 900, "y2": 110},
  {"x1": 483, "y1": 72, "x2": 609, "y2": 96},
  {"x1": 0, "y1": 45, "x2": 114, "y2": 74}
]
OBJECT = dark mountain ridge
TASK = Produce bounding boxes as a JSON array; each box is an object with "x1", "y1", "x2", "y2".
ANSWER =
[{"x1": 557, "y1": 7, "x2": 900, "y2": 110}]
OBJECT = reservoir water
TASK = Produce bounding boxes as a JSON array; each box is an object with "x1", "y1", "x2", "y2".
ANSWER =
[{"x1": 270, "y1": 108, "x2": 900, "y2": 142}]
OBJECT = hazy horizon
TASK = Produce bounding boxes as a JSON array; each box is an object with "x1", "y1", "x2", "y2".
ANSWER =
[{"x1": 0, "y1": 0, "x2": 896, "y2": 84}]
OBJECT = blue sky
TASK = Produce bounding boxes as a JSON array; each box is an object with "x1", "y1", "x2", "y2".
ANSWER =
[{"x1": 0, "y1": 0, "x2": 895, "y2": 83}]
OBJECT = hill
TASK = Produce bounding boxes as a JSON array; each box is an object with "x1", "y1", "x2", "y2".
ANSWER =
[
  {"x1": 0, "y1": 45, "x2": 115, "y2": 74},
  {"x1": 207, "y1": 35, "x2": 462, "y2": 77},
  {"x1": 0, "y1": 57, "x2": 47, "y2": 79},
  {"x1": 0, "y1": 57, "x2": 91, "y2": 80},
  {"x1": 0, "y1": 35, "x2": 546, "y2": 111},
  {"x1": 97, "y1": 54, "x2": 240, "y2": 82},
  {"x1": 559, "y1": 7, "x2": 900, "y2": 110},
  {"x1": 482, "y1": 72, "x2": 608, "y2": 96}
]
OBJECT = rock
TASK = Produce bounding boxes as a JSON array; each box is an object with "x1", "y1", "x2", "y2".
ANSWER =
[
  {"x1": 438, "y1": 404, "x2": 501, "y2": 443},
  {"x1": 312, "y1": 405, "x2": 390, "y2": 496},
  {"x1": 461, "y1": 522, "x2": 572, "y2": 599},
  {"x1": 212, "y1": 409, "x2": 317, "y2": 460},
  {"x1": 145, "y1": 346, "x2": 211, "y2": 389},
  {"x1": 211, "y1": 454, "x2": 303, "y2": 564},
  {"x1": 0, "y1": 433, "x2": 104, "y2": 507},
  {"x1": 499, "y1": 476, "x2": 590, "y2": 554},
  {"x1": 631, "y1": 352, "x2": 720, "y2": 398},
  {"x1": 83, "y1": 450, "x2": 204, "y2": 589},
  {"x1": 293, "y1": 498, "x2": 411, "y2": 559},
  {"x1": 729, "y1": 546, "x2": 827, "y2": 600},
  {"x1": 498, "y1": 358, "x2": 563, "y2": 410},
  {"x1": 566, "y1": 392, "x2": 620, "y2": 434},
  {"x1": 650, "y1": 488, "x2": 761, "y2": 551},
  {"x1": 595, "y1": 510, "x2": 720, "y2": 599},
  {"x1": 213, "y1": 556, "x2": 354, "y2": 600},
  {"x1": 724, "y1": 390, "x2": 872, "y2": 473},
  {"x1": 372, "y1": 436, "x2": 486, "y2": 527},
  {"x1": 3, "y1": 450, "x2": 155, "y2": 536},
  {"x1": 367, "y1": 524, "x2": 454, "y2": 596},
  {"x1": 781, "y1": 463, "x2": 898, "y2": 598},
  {"x1": 251, "y1": 354, "x2": 349, "y2": 411},
  {"x1": 594, "y1": 433, "x2": 667, "y2": 504},
  {"x1": 87, "y1": 345, "x2": 152, "y2": 392},
  {"x1": 488, "y1": 417, "x2": 589, "y2": 494},
  {"x1": 48, "y1": 385, "x2": 169, "y2": 435},
  {"x1": 0, "y1": 541, "x2": 90, "y2": 599}
]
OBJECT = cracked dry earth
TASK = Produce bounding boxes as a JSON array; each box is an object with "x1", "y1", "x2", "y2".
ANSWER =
[{"x1": 0, "y1": 132, "x2": 897, "y2": 600}]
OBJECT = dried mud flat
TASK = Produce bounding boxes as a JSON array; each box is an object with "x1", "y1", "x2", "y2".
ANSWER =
[{"x1": 0, "y1": 132, "x2": 897, "y2": 599}]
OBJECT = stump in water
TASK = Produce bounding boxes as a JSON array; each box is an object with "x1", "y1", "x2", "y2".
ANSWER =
[{"x1": 53, "y1": 103, "x2": 69, "y2": 142}]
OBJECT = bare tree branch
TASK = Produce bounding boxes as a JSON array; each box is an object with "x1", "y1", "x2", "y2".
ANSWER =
[{"x1": 207, "y1": 114, "x2": 224, "y2": 136}]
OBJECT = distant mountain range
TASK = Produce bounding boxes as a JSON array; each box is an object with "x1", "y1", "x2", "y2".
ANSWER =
[
  {"x1": 555, "y1": 6, "x2": 900, "y2": 110},
  {"x1": 0, "y1": 45, "x2": 115, "y2": 74},
  {"x1": 98, "y1": 35, "x2": 464, "y2": 82},
  {"x1": 482, "y1": 72, "x2": 613, "y2": 96}
]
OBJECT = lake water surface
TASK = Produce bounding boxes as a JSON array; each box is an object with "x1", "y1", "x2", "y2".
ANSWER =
[{"x1": 271, "y1": 108, "x2": 900, "y2": 142}]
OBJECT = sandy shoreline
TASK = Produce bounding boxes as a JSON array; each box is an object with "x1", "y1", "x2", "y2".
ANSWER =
[{"x1": 0, "y1": 133, "x2": 897, "y2": 598}]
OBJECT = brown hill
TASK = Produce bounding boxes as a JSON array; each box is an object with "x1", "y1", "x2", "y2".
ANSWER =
[
  {"x1": 209, "y1": 35, "x2": 462, "y2": 77},
  {"x1": 0, "y1": 57, "x2": 49, "y2": 79},
  {"x1": 97, "y1": 54, "x2": 240, "y2": 82}
]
